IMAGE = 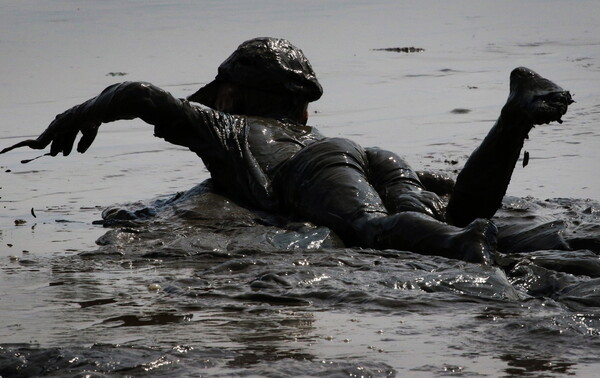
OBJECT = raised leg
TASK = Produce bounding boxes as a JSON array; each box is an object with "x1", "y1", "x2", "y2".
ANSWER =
[{"x1": 447, "y1": 67, "x2": 573, "y2": 227}]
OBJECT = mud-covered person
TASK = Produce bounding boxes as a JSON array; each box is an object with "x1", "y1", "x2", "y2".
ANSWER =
[{"x1": 1, "y1": 37, "x2": 573, "y2": 264}]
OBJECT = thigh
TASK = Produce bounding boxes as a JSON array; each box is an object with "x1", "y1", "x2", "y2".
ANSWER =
[
  {"x1": 274, "y1": 138, "x2": 387, "y2": 242},
  {"x1": 365, "y1": 147, "x2": 445, "y2": 220}
]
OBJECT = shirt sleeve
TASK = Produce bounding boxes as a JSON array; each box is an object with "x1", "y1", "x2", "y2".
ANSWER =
[
  {"x1": 179, "y1": 108, "x2": 278, "y2": 211},
  {"x1": 85, "y1": 81, "x2": 277, "y2": 210}
]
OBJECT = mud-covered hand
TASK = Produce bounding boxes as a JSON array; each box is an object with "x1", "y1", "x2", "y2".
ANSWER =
[
  {"x1": 0, "y1": 102, "x2": 101, "y2": 156},
  {"x1": 2, "y1": 81, "x2": 211, "y2": 161}
]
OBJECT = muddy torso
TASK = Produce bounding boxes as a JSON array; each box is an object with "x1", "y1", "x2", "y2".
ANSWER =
[{"x1": 246, "y1": 117, "x2": 325, "y2": 177}]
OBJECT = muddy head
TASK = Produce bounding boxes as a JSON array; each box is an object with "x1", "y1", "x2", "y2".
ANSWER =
[{"x1": 188, "y1": 37, "x2": 323, "y2": 109}]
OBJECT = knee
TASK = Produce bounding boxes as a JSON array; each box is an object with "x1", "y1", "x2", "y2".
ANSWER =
[
  {"x1": 365, "y1": 147, "x2": 421, "y2": 188},
  {"x1": 389, "y1": 191, "x2": 446, "y2": 221}
]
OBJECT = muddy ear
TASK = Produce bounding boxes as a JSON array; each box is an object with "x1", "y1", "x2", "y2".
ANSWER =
[
  {"x1": 214, "y1": 85, "x2": 238, "y2": 113},
  {"x1": 187, "y1": 79, "x2": 221, "y2": 108},
  {"x1": 214, "y1": 85, "x2": 235, "y2": 113}
]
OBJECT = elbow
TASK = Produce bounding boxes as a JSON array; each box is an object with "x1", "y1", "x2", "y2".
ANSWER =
[
  {"x1": 96, "y1": 81, "x2": 165, "y2": 122},
  {"x1": 99, "y1": 81, "x2": 160, "y2": 102},
  {"x1": 104, "y1": 81, "x2": 156, "y2": 101}
]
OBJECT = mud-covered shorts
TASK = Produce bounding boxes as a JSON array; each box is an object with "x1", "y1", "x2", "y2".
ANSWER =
[{"x1": 274, "y1": 137, "x2": 444, "y2": 246}]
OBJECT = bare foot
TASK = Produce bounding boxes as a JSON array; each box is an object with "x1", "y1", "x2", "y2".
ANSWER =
[
  {"x1": 453, "y1": 218, "x2": 498, "y2": 265},
  {"x1": 506, "y1": 67, "x2": 574, "y2": 126}
]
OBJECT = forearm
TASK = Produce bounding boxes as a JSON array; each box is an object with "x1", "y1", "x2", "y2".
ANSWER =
[
  {"x1": 0, "y1": 81, "x2": 204, "y2": 157},
  {"x1": 95, "y1": 82, "x2": 204, "y2": 148},
  {"x1": 84, "y1": 82, "x2": 187, "y2": 131}
]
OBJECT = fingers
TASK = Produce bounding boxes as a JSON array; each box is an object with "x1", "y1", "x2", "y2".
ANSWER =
[
  {"x1": 0, "y1": 139, "x2": 44, "y2": 154},
  {"x1": 3, "y1": 129, "x2": 90, "y2": 157},
  {"x1": 77, "y1": 124, "x2": 99, "y2": 153},
  {"x1": 34, "y1": 116, "x2": 62, "y2": 150},
  {"x1": 50, "y1": 136, "x2": 63, "y2": 156},
  {"x1": 2, "y1": 103, "x2": 103, "y2": 157},
  {"x1": 61, "y1": 128, "x2": 80, "y2": 156},
  {"x1": 49, "y1": 126, "x2": 87, "y2": 156}
]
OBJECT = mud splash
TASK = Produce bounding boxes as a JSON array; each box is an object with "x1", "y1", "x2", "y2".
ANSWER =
[{"x1": 2, "y1": 181, "x2": 599, "y2": 376}]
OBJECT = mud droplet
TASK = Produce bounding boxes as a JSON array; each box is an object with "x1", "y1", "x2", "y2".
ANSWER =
[{"x1": 147, "y1": 283, "x2": 161, "y2": 291}]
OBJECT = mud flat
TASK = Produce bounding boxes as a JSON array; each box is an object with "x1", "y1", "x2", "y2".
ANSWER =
[{"x1": 1, "y1": 1, "x2": 600, "y2": 376}]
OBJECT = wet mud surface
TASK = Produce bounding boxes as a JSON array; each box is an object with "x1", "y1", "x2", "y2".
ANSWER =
[
  {"x1": 1, "y1": 182, "x2": 600, "y2": 376},
  {"x1": 2, "y1": 0, "x2": 600, "y2": 376}
]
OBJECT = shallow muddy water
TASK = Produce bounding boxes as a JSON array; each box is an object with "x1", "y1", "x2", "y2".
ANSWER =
[{"x1": 1, "y1": 1, "x2": 600, "y2": 376}]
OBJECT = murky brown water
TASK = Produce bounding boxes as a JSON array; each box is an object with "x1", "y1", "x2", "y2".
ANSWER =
[{"x1": 1, "y1": 1, "x2": 600, "y2": 376}]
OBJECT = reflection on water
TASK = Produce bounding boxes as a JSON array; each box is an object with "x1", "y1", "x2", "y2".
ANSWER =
[{"x1": 500, "y1": 354, "x2": 575, "y2": 376}]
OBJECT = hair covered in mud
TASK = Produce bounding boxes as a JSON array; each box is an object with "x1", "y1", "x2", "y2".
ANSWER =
[{"x1": 188, "y1": 37, "x2": 323, "y2": 109}]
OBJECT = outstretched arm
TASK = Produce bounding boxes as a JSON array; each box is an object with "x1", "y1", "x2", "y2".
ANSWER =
[
  {"x1": 0, "y1": 82, "x2": 203, "y2": 156},
  {"x1": 1, "y1": 81, "x2": 279, "y2": 212}
]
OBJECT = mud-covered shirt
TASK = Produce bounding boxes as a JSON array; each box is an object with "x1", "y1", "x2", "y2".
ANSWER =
[
  {"x1": 87, "y1": 82, "x2": 323, "y2": 212},
  {"x1": 151, "y1": 98, "x2": 324, "y2": 211}
]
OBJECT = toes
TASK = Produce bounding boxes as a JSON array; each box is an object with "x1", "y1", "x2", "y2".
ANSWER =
[
  {"x1": 507, "y1": 67, "x2": 573, "y2": 125},
  {"x1": 529, "y1": 91, "x2": 573, "y2": 125}
]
